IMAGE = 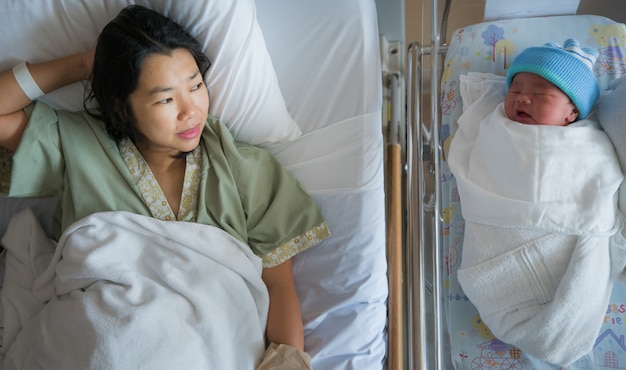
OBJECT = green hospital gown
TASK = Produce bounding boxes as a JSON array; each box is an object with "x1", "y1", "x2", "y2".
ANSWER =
[{"x1": 9, "y1": 102, "x2": 329, "y2": 267}]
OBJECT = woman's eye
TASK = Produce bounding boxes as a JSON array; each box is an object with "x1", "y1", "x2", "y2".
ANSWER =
[
  {"x1": 191, "y1": 82, "x2": 203, "y2": 91},
  {"x1": 157, "y1": 98, "x2": 172, "y2": 104}
]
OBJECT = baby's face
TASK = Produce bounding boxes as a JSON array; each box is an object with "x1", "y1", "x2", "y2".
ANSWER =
[{"x1": 504, "y1": 72, "x2": 578, "y2": 126}]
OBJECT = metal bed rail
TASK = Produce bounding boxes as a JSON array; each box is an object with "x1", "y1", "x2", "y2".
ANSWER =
[{"x1": 405, "y1": 0, "x2": 451, "y2": 368}]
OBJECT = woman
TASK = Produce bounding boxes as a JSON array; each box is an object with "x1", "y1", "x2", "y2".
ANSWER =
[{"x1": 0, "y1": 5, "x2": 328, "y2": 368}]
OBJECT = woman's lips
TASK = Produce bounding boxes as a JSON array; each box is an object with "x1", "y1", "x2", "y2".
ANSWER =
[{"x1": 178, "y1": 124, "x2": 202, "y2": 139}]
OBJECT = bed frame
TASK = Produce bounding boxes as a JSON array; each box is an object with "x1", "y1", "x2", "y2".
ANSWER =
[
  {"x1": 385, "y1": 1, "x2": 452, "y2": 369},
  {"x1": 413, "y1": 1, "x2": 451, "y2": 367}
]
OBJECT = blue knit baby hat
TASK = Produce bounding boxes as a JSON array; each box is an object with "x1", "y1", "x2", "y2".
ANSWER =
[{"x1": 506, "y1": 38, "x2": 600, "y2": 119}]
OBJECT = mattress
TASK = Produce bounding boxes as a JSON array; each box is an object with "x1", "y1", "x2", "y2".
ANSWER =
[{"x1": 256, "y1": 1, "x2": 388, "y2": 368}]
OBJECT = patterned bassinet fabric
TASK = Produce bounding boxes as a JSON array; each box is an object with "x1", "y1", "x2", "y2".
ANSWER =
[{"x1": 440, "y1": 14, "x2": 626, "y2": 369}]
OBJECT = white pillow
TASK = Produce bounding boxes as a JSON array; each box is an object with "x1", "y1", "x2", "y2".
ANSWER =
[{"x1": 0, "y1": 0, "x2": 301, "y2": 146}]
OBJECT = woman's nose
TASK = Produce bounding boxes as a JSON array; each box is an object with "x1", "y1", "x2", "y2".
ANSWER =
[{"x1": 178, "y1": 97, "x2": 199, "y2": 120}]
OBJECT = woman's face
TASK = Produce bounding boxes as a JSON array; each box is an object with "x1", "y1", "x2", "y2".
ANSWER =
[
  {"x1": 128, "y1": 48, "x2": 209, "y2": 158},
  {"x1": 504, "y1": 72, "x2": 578, "y2": 126}
]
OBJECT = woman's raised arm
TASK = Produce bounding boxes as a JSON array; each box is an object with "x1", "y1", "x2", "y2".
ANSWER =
[
  {"x1": 0, "y1": 51, "x2": 93, "y2": 116},
  {"x1": 0, "y1": 50, "x2": 94, "y2": 151}
]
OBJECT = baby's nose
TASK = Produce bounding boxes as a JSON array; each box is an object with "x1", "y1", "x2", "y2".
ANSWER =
[{"x1": 516, "y1": 94, "x2": 531, "y2": 103}]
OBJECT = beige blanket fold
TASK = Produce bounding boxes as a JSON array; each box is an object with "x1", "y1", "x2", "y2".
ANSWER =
[{"x1": 256, "y1": 343, "x2": 312, "y2": 370}]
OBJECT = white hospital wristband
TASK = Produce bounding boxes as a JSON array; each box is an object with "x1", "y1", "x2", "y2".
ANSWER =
[{"x1": 12, "y1": 61, "x2": 45, "y2": 101}]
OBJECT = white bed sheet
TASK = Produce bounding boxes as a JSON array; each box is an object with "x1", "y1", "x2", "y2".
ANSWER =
[{"x1": 256, "y1": 1, "x2": 387, "y2": 368}]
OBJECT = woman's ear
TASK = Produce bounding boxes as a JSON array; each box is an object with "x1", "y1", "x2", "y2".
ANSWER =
[{"x1": 114, "y1": 99, "x2": 128, "y2": 122}]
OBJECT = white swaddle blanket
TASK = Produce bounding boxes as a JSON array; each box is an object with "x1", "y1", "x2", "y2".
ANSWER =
[
  {"x1": 448, "y1": 73, "x2": 624, "y2": 365},
  {"x1": 598, "y1": 74, "x2": 626, "y2": 285}
]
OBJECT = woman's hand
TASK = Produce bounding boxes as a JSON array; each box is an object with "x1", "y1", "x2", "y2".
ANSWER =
[{"x1": 262, "y1": 259, "x2": 305, "y2": 351}]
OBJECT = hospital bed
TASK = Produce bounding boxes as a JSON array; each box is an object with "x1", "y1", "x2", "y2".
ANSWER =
[
  {"x1": 406, "y1": 0, "x2": 626, "y2": 368},
  {"x1": 0, "y1": 0, "x2": 388, "y2": 369}
]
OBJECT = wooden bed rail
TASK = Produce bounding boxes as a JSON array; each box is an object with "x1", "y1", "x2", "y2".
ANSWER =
[
  {"x1": 387, "y1": 140, "x2": 403, "y2": 370},
  {"x1": 386, "y1": 72, "x2": 404, "y2": 370}
]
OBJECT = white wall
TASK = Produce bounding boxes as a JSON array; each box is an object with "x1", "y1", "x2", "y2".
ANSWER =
[
  {"x1": 376, "y1": 0, "x2": 406, "y2": 44},
  {"x1": 406, "y1": 0, "x2": 626, "y2": 47},
  {"x1": 578, "y1": 0, "x2": 626, "y2": 23}
]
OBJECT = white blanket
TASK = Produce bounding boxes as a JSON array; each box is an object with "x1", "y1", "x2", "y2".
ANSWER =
[
  {"x1": 451, "y1": 74, "x2": 622, "y2": 235},
  {"x1": 0, "y1": 209, "x2": 269, "y2": 370},
  {"x1": 448, "y1": 73, "x2": 624, "y2": 365},
  {"x1": 598, "y1": 75, "x2": 626, "y2": 284}
]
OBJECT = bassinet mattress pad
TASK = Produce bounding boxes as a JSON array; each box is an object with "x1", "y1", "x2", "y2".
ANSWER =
[{"x1": 439, "y1": 14, "x2": 626, "y2": 369}]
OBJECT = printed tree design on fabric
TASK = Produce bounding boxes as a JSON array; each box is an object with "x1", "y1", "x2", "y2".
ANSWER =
[
  {"x1": 496, "y1": 39, "x2": 515, "y2": 69},
  {"x1": 482, "y1": 25, "x2": 505, "y2": 62},
  {"x1": 480, "y1": 24, "x2": 516, "y2": 69}
]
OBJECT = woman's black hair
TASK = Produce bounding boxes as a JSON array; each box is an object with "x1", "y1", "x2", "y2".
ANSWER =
[{"x1": 85, "y1": 5, "x2": 211, "y2": 144}]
